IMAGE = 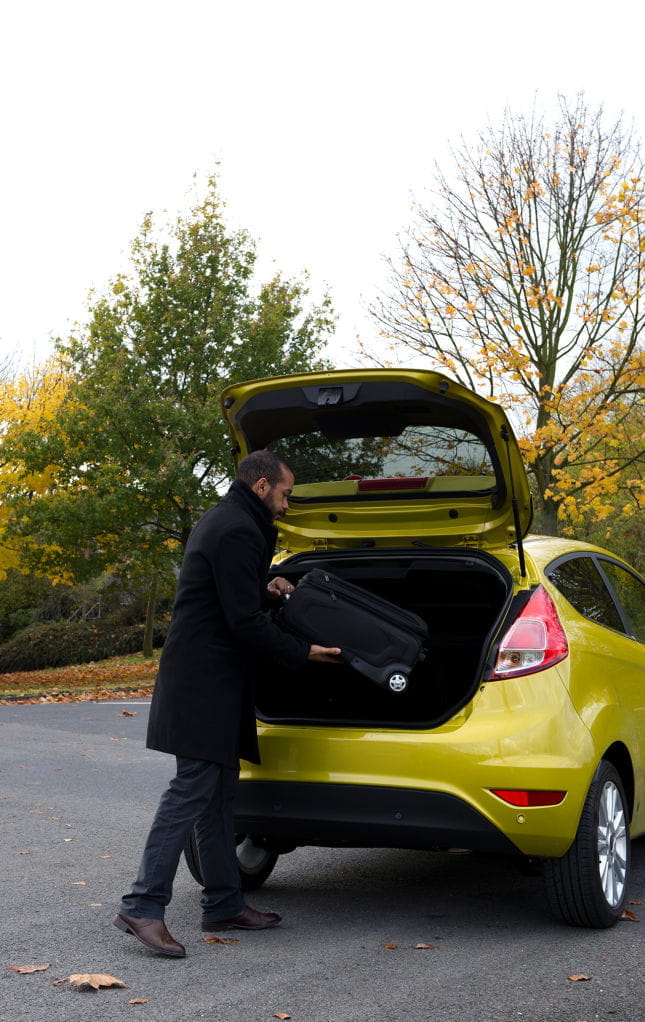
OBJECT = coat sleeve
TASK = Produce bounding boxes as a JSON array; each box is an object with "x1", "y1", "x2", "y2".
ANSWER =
[{"x1": 208, "y1": 522, "x2": 310, "y2": 670}]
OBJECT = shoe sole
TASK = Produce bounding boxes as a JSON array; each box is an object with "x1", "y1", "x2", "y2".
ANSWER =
[
  {"x1": 202, "y1": 919, "x2": 281, "y2": 932},
  {"x1": 113, "y1": 915, "x2": 186, "y2": 957}
]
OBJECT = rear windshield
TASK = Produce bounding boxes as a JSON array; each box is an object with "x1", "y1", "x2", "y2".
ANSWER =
[
  {"x1": 269, "y1": 424, "x2": 495, "y2": 486},
  {"x1": 234, "y1": 378, "x2": 501, "y2": 495}
]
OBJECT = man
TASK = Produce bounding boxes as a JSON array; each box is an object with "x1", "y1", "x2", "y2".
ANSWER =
[{"x1": 114, "y1": 450, "x2": 340, "y2": 957}]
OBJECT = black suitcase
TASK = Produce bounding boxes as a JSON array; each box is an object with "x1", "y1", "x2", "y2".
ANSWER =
[{"x1": 277, "y1": 568, "x2": 428, "y2": 694}]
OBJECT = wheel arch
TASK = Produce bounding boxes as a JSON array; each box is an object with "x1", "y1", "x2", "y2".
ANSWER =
[{"x1": 601, "y1": 742, "x2": 635, "y2": 821}]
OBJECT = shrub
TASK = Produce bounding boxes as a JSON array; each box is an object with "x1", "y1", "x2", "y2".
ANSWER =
[
  {"x1": 0, "y1": 570, "x2": 61, "y2": 643},
  {"x1": 0, "y1": 619, "x2": 167, "y2": 673}
]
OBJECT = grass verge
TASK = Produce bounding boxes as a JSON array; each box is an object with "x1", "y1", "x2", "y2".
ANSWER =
[{"x1": 0, "y1": 652, "x2": 159, "y2": 704}]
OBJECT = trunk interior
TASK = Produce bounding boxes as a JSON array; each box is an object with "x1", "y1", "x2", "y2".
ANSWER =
[{"x1": 260, "y1": 549, "x2": 513, "y2": 729}]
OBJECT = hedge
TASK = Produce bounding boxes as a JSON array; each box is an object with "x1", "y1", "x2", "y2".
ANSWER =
[{"x1": 0, "y1": 619, "x2": 167, "y2": 673}]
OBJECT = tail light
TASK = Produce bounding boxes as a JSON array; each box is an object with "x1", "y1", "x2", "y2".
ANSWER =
[
  {"x1": 490, "y1": 789, "x2": 566, "y2": 807},
  {"x1": 486, "y1": 585, "x2": 568, "y2": 680}
]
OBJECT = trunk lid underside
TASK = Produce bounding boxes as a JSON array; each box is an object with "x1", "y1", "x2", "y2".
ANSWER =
[{"x1": 221, "y1": 369, "x2": 532, "y2": 552}]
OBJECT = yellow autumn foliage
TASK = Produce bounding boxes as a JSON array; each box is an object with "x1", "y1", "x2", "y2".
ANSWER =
[
  {"x1": 0, "y1": 360, "x2": 70, "y2": 577},
  {"x1": 370, "y1": 98, "x2": 645, "y2": 536}
]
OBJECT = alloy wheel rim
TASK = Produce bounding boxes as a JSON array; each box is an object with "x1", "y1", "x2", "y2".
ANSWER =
[{"x1": 597, "y1": 780, "x2": 627, "y2": 907}]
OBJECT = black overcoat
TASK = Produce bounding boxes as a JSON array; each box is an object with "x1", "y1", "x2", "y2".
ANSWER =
[{"x1": 146, "y1": 479, "x2": 309, "y2": 766}]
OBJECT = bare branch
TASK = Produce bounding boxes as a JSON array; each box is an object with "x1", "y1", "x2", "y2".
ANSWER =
[{"x1": 370, "y1": 95, "x2": 645, "y2": 535}]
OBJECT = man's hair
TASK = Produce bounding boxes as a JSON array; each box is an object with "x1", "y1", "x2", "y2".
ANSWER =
[{"x1": 236, "y1": 450, "x2": 292, "y2": 488}]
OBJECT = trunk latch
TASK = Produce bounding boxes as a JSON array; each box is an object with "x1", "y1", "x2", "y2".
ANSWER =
[
  {"x1": 317, "y1": 387, "x2": 344, "y2": 406},
  {"x1": 460, "y1": 535, "x2": 482, "y2": 549}
]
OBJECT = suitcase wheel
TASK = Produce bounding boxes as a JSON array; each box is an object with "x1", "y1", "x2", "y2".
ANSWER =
[{"x1": 387, "y1": 672, "x2": 409, "y2": 694}]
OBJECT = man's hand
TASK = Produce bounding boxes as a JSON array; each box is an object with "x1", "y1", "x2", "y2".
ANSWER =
[
  {"x1": 266, "y1": 577, "x2": 295, "y2": 600},
  {"x1": 308, "y1": 645, "x2": 342, "y2": 662}
]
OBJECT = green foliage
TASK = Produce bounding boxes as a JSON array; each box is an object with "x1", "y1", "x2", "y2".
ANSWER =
[
  {"x1": 4, "y1": 173, "x2": 335, "y2": 583},
  {"x1": 0, "y1": 618, "x2": 168, "y2": 672},
  {"x1": 0, "y1": 568, "x2": 174, "y2": 649},
  {"x1": 270, "y1": 434, "x2": 386, "y2": 484},
  {"x1": 0, "y1": 570, "x2": 63, "y2": 643},
  {"x1": 575, "y1": 504, "x2": 645, "y2": 576}
]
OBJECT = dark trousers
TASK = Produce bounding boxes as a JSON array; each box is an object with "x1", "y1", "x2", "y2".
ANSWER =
[{"x1": 119, "y1": 757, "x2": 245, "y2": 923}]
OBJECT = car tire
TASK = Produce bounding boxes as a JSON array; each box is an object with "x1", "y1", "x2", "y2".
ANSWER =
[
  {"x1": 183, "y1": 829, "x2": 279, "y2": 891},
  {"x1": 544, "y1": 760, "x2": 630, "y2": 928}
]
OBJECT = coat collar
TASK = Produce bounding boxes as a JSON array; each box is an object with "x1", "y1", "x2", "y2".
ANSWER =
[{"x1": 225, "y1": 478, "x2": 277, "y2": 542}]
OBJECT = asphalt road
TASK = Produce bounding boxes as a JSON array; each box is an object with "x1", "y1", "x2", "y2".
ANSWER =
[{"x1": 1, "y1": 700, "x2": 643, "y2": 1022}]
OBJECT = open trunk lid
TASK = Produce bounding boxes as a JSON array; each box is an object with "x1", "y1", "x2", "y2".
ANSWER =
[{"x1": 220, "y1": 368, "x2": 532, "y2": 554}]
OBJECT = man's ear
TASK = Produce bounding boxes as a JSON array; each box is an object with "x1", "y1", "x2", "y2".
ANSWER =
[{"x1": 251, "y1": 476, "x2": 269, "y2": 497}]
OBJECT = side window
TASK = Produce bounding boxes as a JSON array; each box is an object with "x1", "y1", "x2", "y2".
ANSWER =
[
  {"x1": 546, "y1": 556, "x2": 624, "y2": 633},
  {"x1": 598, "y1": 560, "x2": 645, "y2": 643}
]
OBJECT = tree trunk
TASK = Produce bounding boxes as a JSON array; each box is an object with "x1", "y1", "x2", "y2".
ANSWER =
[
  {"x1": 532, "y1": 451, "x2": 560, "y2": 537},
  {"x1": 541, "y1": 496, "x2": 560, "y2": 537},
  {"x1": 142, "y1": 572, "x2": 159, "y2": 657}
]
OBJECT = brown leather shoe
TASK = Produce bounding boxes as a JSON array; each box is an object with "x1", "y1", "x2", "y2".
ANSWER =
[
  {"x1": 114, "y1": 913, "x2": 186, "y2": 957},
  {"x1": 201, "y1": 904, "x2": 282, "y2": 931}
]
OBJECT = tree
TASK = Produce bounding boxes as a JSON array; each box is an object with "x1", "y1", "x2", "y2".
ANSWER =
[
  {"x1": 4, "y1": 175, "x2": 335, "y2": 651},
  {"x1": 0, "y1": 359, "x2": 70, "y2": 577},
  {"x1": 0, "y1": 350, "x2": 16, "y2": 383},
  {"x1": 562, "y1": 400, "x2": 645, "y2": 571},
  {"x1": 371, "y1": 96, "x2": 644, "y2": 535}
]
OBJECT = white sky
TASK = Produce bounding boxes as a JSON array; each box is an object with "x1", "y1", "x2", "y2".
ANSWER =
[{"x1": 1, "y1": 0, "x2": 644, "y2": 371}]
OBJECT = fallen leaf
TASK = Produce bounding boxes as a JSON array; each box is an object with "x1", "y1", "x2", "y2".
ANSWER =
[
  {"x1": 121, "y1": 711, "x2": 136, "y2": 717},
  {"x1": 381, "y1": 942, "x2": 398, "y2": 949},
  {"x1": 620, "y1": 909, "x2": 638, "y2": 921},
  {"x1": 273, "y1": 1015, "x2": 291, "y2": 1020},
  {"x1": 413, "y1": 943, "x2": 438, "y2": 950},
  {"x1": 129, "y1": 998, "x2": 149, "y2": 1004},
  {"x1": 8, "y1": 964, "x2": 50, "y2": 974},
  {"x1": 53, "y1": 973, "x2": 127, "y2": 991},
  {"x1": 202, "y1": 935, "x2": 240, "y2": 945},
  {"x1": 629, "y1": 899, "x2": 643, "y2": 905},
  {"x1": 18, "y1": 851, "x2": 30, "y2": 855},
  {"x1": 568, "y1": 974, "x2": 592, "y2": 982}
]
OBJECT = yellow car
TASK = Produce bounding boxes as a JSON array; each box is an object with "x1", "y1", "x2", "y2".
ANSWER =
[{"x1": 185, "y1": 368, "x2": 645, "y2": 927}]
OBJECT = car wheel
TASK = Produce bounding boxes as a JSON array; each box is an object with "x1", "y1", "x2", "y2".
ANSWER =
[
  {"x1": 387, "y1": 672, "x2": 408, "y2": 693},
  {"x1": 544, "y1": 760, "x2": 630, "y2": 928},
  {"x1": 183, "y1": 829, "x2": 279, "y2": 891}
]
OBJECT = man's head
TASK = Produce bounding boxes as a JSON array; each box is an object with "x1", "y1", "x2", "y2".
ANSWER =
[{"x1": 236, "y1": 450, "x2": 294, "y2": 520}]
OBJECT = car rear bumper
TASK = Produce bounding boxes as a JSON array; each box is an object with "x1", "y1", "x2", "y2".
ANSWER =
[
  {"x1": 234, "y1": 780, "x2": 520, "y2": 855},
  {"x1": 240, "y1": 668, "x2": 599, "y2": 857}
]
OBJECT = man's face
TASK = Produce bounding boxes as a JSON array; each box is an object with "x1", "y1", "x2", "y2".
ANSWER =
[{"x1": 259, "y1": 468, "x2": 295, "y2": 519}]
